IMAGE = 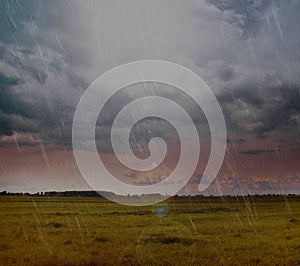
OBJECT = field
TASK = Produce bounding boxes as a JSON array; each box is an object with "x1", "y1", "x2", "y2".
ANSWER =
[{"x1": 0, "y1": 196, "x2": 300, "y2": 265}]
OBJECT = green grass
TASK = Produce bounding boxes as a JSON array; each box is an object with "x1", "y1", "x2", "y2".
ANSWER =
[{"x1": 0, "y1": 196, "x2": 300, "y2": 265}]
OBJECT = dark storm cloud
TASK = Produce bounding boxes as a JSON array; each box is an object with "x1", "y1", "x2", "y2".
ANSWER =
[
  {"x1": 217, "y1": 81, "x2": 300, "y2": 135},
  {"x1": 254, "y1": 84, "x2": 300, "y2": 135},
  {"x1": 0, "y1": 1, "x2": 86, "y2": 147},
  {"x1": 0, "y1": 115, "x2": 13, "y2": 136},
  {"x1": 94, "y1": 82, "x2": 208, "y2": 153},
  {"x1": 0, "y1": 72, "x2": 22, "y2": 136},
  {"x1": 0, "y1": 0, "x2": 300, "y2": 150},
  {"x1": 0, "y1": 72, "x2": 21, "y2": 89},
  {"x1": 218, "y1": 85, "x2": 265, "y2": 107},
  {"x1": 207, "y1": 0, "x2": 281, "y2": 35}
]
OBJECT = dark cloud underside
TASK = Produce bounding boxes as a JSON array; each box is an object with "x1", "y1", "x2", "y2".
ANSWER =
[{"x1": 0, "y1": 0, "x2": 299, "y2": 150}]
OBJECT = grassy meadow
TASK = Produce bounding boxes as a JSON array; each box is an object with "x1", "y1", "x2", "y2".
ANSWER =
[{"x1": 0, "y1": 196, "x2": 300, "y2": 265}]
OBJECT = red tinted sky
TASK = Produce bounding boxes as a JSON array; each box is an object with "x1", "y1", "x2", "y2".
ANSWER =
[{"x1": 1, "y1": 132, "x2": 300, "y2": 195}]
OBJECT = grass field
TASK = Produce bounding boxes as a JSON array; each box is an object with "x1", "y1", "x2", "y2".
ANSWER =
[{"x1": 0, "y1": 196, "x2": 300, "y2": 265}]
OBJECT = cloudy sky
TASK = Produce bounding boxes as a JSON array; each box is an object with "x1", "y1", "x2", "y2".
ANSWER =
[{"x1": 0, "y1": 0, "x2": 300, "y2": 194}]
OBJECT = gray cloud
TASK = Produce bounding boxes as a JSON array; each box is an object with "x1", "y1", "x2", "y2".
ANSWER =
[
  {"x1": 218, "y1": 81, "x2": 300, "y2": 135},
  {"x1": 207, "y1": 0, "x2": 279, "y2": 35},
  {"x1": 0, "y1": 0, "x2": 300, "y2": 150}
]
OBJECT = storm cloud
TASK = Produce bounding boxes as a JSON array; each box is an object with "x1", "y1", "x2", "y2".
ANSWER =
[{"x1": 0, "y1": 0, "x2": 300, "y2": 151}]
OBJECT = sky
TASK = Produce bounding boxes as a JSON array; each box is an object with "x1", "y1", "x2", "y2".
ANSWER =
[{"x1": 0, "y1": 0, "x2": 300, "y2": 194}]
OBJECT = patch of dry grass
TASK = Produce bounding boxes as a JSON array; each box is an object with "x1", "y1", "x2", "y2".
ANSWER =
[{"x1": 0, "y1": 196, "x2": 299, "y2": 265}]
